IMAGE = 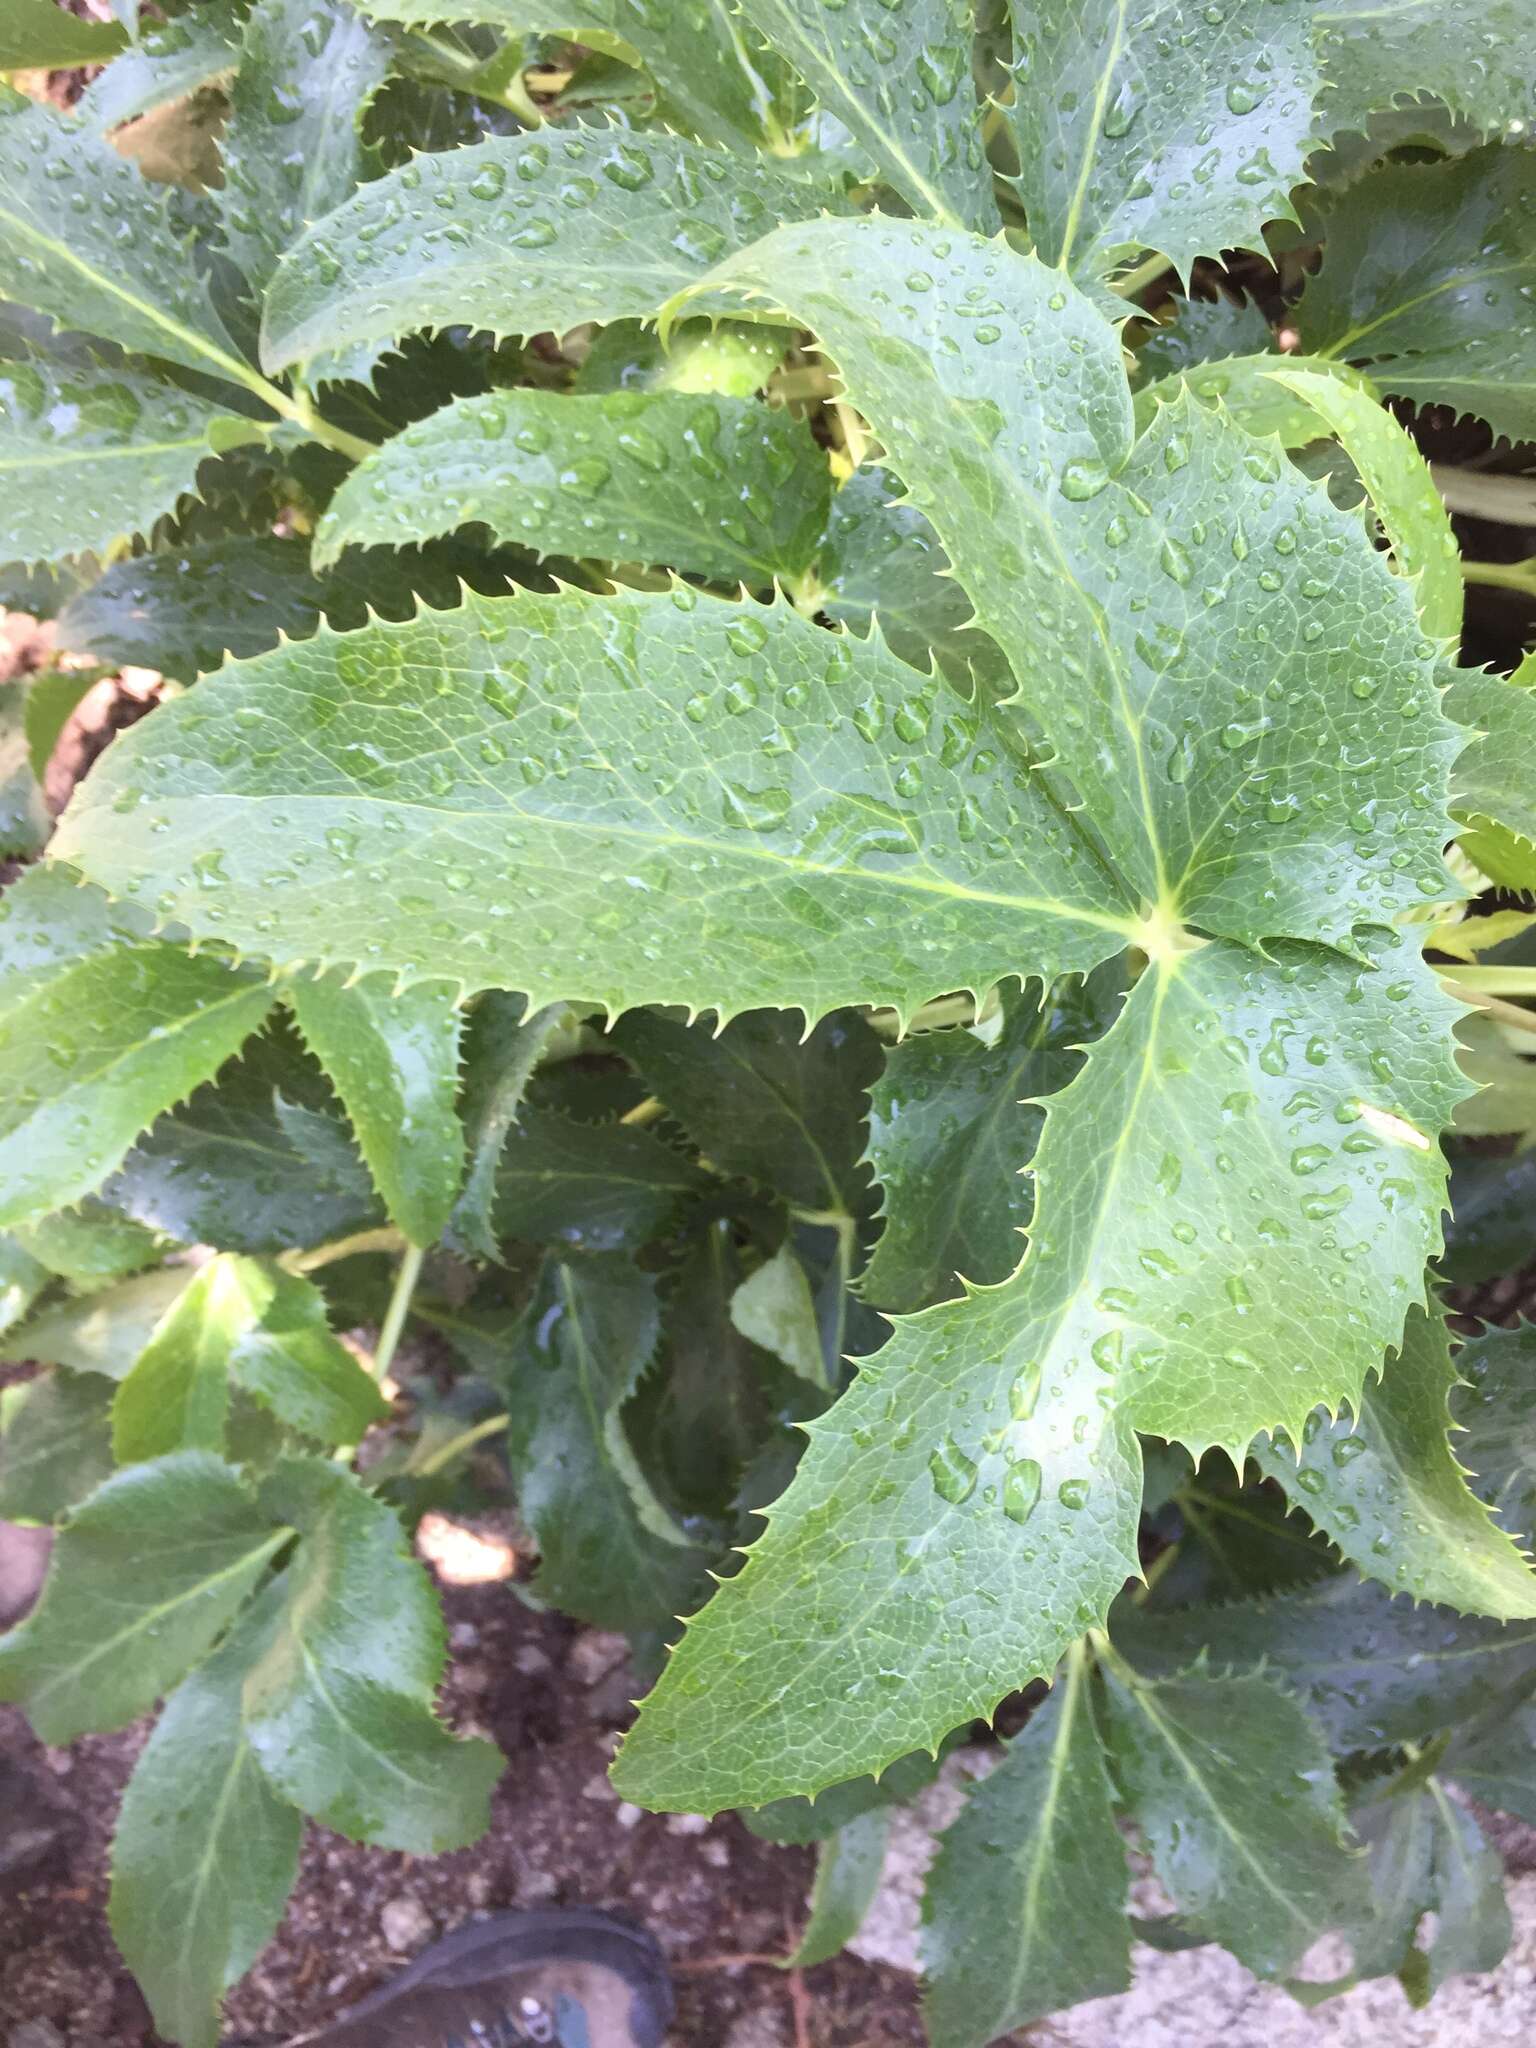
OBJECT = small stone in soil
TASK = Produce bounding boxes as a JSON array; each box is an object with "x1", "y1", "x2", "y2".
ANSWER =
[{"x1": 380, "y1": 1895, "x2": 436, "y2": 1953}]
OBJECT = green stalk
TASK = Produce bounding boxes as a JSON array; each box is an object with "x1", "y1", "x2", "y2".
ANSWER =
[{"x1": 372, "y1": 1241, "x2": 425, "y2": 1382}]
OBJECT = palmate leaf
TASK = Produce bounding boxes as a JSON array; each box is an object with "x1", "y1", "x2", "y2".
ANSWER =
[
  {"x1": 0, "y1": 678, "x2": 48, "y2": 857},
  {"x1": 0, "y1": 0, "x2": 128, "y2": 67},
  {"x1": 110, "y1": 1600, "x2": 303, "y2": 2048},
  {"x1": 0, "y1": 868, "x2": 277, "y2": 1229},
  {"x1": 1006, "y1": 0, "x2": 1321, "y2": 280},
  {"x1": 609, "y1": 1005, "x2": 880, "y2": 1212},
  {"x1": 287, "y1": 970, "x2": 465, "y2": 1246},
  {"x1": 54, "y1": 585, "x2": 1131, "y2": 1014},
  {"x1": 242, "y1": 1456, "x2": 502, "y2": 1850},
  {"x1": 11, "y1": 1200, "x2": 165, "y2": 1290},
  {"x1": 1251, "y1": 1304, "x2": 1536, "y2": 1619},
  {"x1": 449, "y1": 995, "x2": 566, "y2": 1260},
  {"x1": 259, "y1": 129, "x2": 841, "y2": 379},
  {"x1": 1132, "y1": 289, "x2": 1273, "y2": 380},
  {"x1": 0, "y1": 1265, "x2": 193, "y2": 1378},
  {"x1": 314, "y1": 389, "x2": 833, "y2": 585},
  {"x1": 1313, "y1": 0, "x2": 1536, "y2": 143},
  {"x1": 921, "y1": 1645, "x2": 1130, "y2": 2048},
  {"x1": 615, "y1": 931, "x2": 1461, "y2": 1808},
  {"x1": 736, "y1": 0, "x2": 996, "y2": 232},
  {"x1": 1131, "y1": 352, "x2": 1372, "y2": 452},
  {"x1": 1098, "y1": 1659, "x2": 1358, "y2": 1977},
  {"x1": 861, "y1": 972, "x2": 1115, "y2": 1316},
  {"x1": 0, "y1": 335, "x2": 263, "y2": 567},
  {"x1": 1448, "y1": 1697, "x2": 1536, "y2": 1822},
  {"x1": 784, "y1": 1807, "x2": 890, "y2": 1970},
  {"x1": 1296, "y1": 145, "x2": 1536, "y2": 446},
  {"x1": 1112, "y1": 1574, "x2": 1536, "y2": 1750},
  {"x1": 0, "y1": 98, "x2": 259, "y2": 399},
  {"x1": 218, "y1": 0, "x2": 392, "y2": 299},
  {"x1": 356, "y1": 0, "x2": 771, "y2": 149},
  {"x1": 498, "y1": 1257, "x2": 714, "y2": 1635},
  {"x1": 0, "y1": 1450, "x2": 288, "y2": 1743}
]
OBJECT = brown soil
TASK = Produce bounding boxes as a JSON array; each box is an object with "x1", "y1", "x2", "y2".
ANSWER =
[{"x1": 0, "y1": 1537, "x2": 929, "y2": 2048}]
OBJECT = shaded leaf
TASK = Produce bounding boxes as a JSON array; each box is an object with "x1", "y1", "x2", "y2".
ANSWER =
[
  {"x1": 1343, "y1": 1782, "x2": 1511, "y2": 1998},
  {"x1": 315, "y1": 388, "x2": 832, "y2": 585},
  {"x1": 785, "y1": 1807, "x2": 890, "y2": 1970},
  {"x1": 1451, "y1": 1322, "x2": 1536, "y2": 1544},
  {"x1": 1252, "y1": 1304, "x2": 1536, "y2": 1619},
  {"x1": 79, "y1": 2, "x2": 244, "y2": 132},
  {"x1": 243, "y1": 1456, "x2": 501, "y2": 1850},
  {"x1": 287, "y1": 970, "x2": 465, "y2": 1246},
  {"x1": 1100, "y1": 1659, "x2": 1357, "y2": 1976},
  {"x1": 861, "y1": 974, "x2": 1111, "y2": 1316},
  {"x1": 0, "y1": 1451, "x2": 286, "y2": 1743},
  {"x1": 110, "y1": 1598, "x2": 303, "y2": 2048},
  {"x1": 0, "y1": 1232, "x2": 49, "y2": 1337},
  {"x1": 610, "y1": 1005, "x2": 880, "y2": 1212},
  {"x1": 0, "y1": 678, "x2": 48, "y2": 856},
  {"x1": 1314, "y1": 1, "x2": 1536, "y2": 144},
  {"x1": 1298, "y1": 146, "x2": 1536, "y2": 445},
  {"x1": 449, "y1": 995, "x2": 565, "y2": 1261},
  {"x1": 1447, "y1": 655, "x2": 1536, "y2": 893},
  {"x1": 730, "y1": 1244, "x2": 826, "y2": 1391},
  {"x1": 0, "y1": 1264, "x2": 192, "y2": 1378},
  {"x1": 922, "y1": 1648, "x2": 1131, "y2": 2047},
  {"x1": 1447, "y1": 1697, "x2": 1536, "y2": 1823},
  {"x1": 0, "y1": 0, "x2": 128, "y2": 67},
  {"x1": 0, "y1": 867, "x2": 277, "y2": 1229},
  {"x1": 494, "y1": 1106, "x2": 706, "y2": 1253},
  {"x1": 502, "y1": 1256, "x2": 713, "y2": 1634},
  {"x1": 0, "y1": 1369, "x2": 115, "y2": 1523}
]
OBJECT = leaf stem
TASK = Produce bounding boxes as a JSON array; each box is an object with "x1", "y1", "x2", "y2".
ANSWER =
[
  {"x1": 1443, "y1": 966, "x2": 1536, "y2": 995},
  {"x1": 1461, "y1": 558, "x2": 1536, "y2": 599},
  {"x1": 410, "y1": 1410, "x2": 510, "y2": 1477},
  {"x1": 372, "y1": 1241, "x2": 425, "y2": 1382},
  {"x1": 1442, "y1": 982, "x2": 1536, "y2": 1036},
  {"x1": 262, "y1": 385, "x2": 379, "y2": 465},
  {"x1": 284, "y1": 1225, "x2": 408, "y2": 1274},
  {"x1": 1110, "y1": 252, "x2": 1173, "y2": 300}
]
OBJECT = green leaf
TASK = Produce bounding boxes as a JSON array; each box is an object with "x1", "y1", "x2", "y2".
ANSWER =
[
  {"x1": 113, "y1": 1255, "x2": 239, "y2": 1463},
  {"x1": 1447, "y1": 656, "x2": 1536, "y2": 892},
  {"x1": 736, "y1": 0, "x2": 995, "y2": 231},
  {"x1": 357, "y1": 0, "x2": 770, "y2": 149},
  {"x1": 785, "y1": 1807, "x2": 890, "y2": 1970},
  {"x1": 685, "y1": 220, "x2": 1458, "y2": 956},
  {"x1": 861, "y1": 974, "x2": 1111, "y2": 1315},
  {"x1": 1451, "y1": 1322, "x2": 1536, "y2": 1543},
  {"x1": 112, "y1": 1252, "x2": 388, "y2": 1461},
  {"x1": 0, "y1": 1264, "x2": 192, "y2": 1377},
  {"x1": 1345, "y1": 1782, "x2": 1511, "y2": 1998},
  {"x1": 609, "y1": 1006, "x2": 879, "y2": 1211},
  {"x1": 1447, "y1": 1697, "x2": 1536, "y2": 1822},
  {"x1": 242, "y1": 1456, "x2": 502, "y2": 1850},
  {"x1": 921, "y1": 1647, "x2": 1131, "y2": 2047},
  {"x1": 24, "y1": 666, "x2": 99, "y2": 782},
  {"x1": 0, "y1": 677, "x2": 47, "y2": 855},
  {"x1": 1313, "y1": 1, "x2": 1536, "y2": 144},
  {"x1": 1298, "y1": 146, "x2": 1536, "y2": 446},
  {"x1": 1131, "y1": 352, "x2": 1374, "y2": 452},
  {"x1": 1453, "y1": 1011, "x2": 1536, "y2": 1141},
  {"x1": 110, "y1": 1599, "x2": 303, "y2": 2048},
  {"x1": 1133, "y1": 289, "x2": 1273, "y2": 380},
  {"x1": 1252, "y1": 1304, "x2": 1536, "y2": 1618},
  {"x1": 0, "y1": 1450, "x2": 287, "y2": 1742},
  {"x1": 218, "y1": 0, "x2": 392, "y2": 298},
  {"x1": 54, "y1": 533, "x2": 511, "y2": 683},
  {"x1": 0, "y1": 1369, "x2": 115, "y2": 1523},
  {"x1": 314, "y1": 388, "x2": 833, "y2": 585},
  {"x1": 748, "y1": 1745, "x2": 953, "y2": 1845},
  {"x1": 494, "y1": 1105, "x2": 706, "y2": 1253},
  {"x1": 0, "y1": 867, "x2": 278, "y2": 1229},
  {"x1": 1266, "y1": 365, "x2": 1462, "y2": 640},
  {"x1": 0, "y1": 98, "x2": 256, "y2": 395},
  {"x1": 0, "y1": 0, "x2": 128, "y2": 68},
  {"x1": 614, "y1": 932, "x2": 1461, "y2": 1809},
  {"x1": 101, "y1": 1022, "x2": 382, "y2": 1255},
  {"x1": 54, "y1": 586, "x2": 1132, "y2": 1015},
  {"x1": 287, "y1": 970, "x2": 464, "y2": 1246},
  {"x1": 10, "y1": 1199, "x2": 166, "y2": 1290},
  {"x1": 1112, "y1": 1575, "x2": 1536, "y2": 1750},
  {"x1": 78, "y1": 2, "x2": 244, "y2": 133},
  {"x1": 0, "y1": 334, "x2": 262, "y2": 567},
  {"x1": 501, "y1": 1256, "x2": 713, "y2": 1634},
  {"x1": 1099, "y1": 1658, "x2": 1357, "y2": 1976},
  {"x1": 810, "y1": 465, "x2": 1000, "y2": 684},
  {"x1": 0, "y1": 1231, "x2": 49, "y2": 1336},
  {"x1": 1005, "y1": 0, "x2": 1321, "y2": 279},
  {"x1": 729, "y1": 1244, "x2": 826, "y2": 1391},
  {"x1": 260, "y1": 129, "x2": 841, "y2": 378},
  {"x1": 449, "y1": 995, "x2": 565, "y2": 1260}
]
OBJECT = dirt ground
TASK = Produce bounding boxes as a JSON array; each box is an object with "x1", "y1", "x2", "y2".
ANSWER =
[{"x1": 0, "y1": 1532, "x2": 929, "y2": 2048}]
